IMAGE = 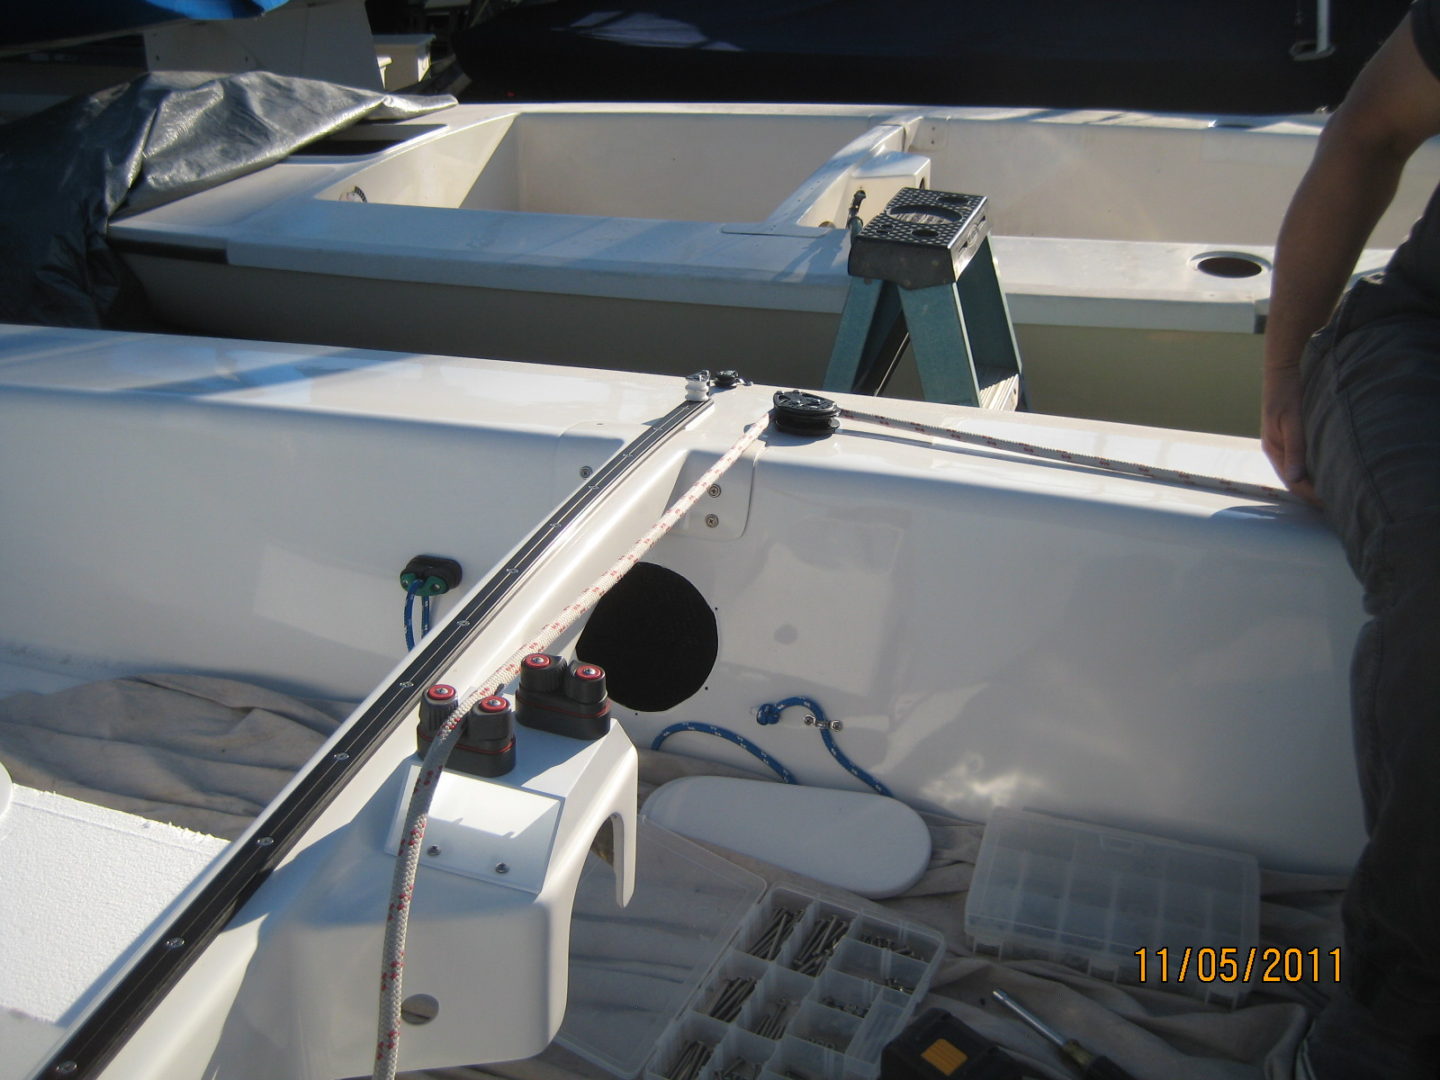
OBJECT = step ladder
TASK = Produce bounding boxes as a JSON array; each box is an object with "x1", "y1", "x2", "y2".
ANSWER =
[{"x1": 822, "y1": 188, "x2": 1023, "y2": 410}]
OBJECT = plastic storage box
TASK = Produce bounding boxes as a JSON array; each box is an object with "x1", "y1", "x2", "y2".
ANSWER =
[
  {"x1": 965, "y1": 808, "x2": 1259, "y2": 1003},
  {"x1": 560, "y1": 821, "x2": 945, "y2": 1079}
]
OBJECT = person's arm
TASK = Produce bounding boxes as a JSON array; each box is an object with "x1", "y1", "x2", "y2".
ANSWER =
[{"x1": 1264, "y1": 13, "x2": 1440, "y2": 502}]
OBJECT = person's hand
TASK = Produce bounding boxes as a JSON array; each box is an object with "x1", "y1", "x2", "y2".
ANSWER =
[{"x1": 1261, "y1": 363, "x2": 1320, "y2": 506}]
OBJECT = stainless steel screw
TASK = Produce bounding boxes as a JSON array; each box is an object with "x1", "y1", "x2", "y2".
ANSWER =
[
  {"x1": 163, "y1": 937, "x2": 185, "y2": 949},
  {"x1": 494, "y1": 862, "x2": 509, "y2": 874},
  {"x1": 708, "y1": 484, "x2": 722, "y2": 498},
  {"x1": 401, "y1": 993, "x2": 440, "y2": 1025},
  {"x1": 704, "y1": 514, "x2": 720, "y2": 528},
  {"x1": 256, "y1": 836, "x2": 274, "y2": 847},
  {"x1": 426, "y1": 845, "x2": 441, "y2": 857},
  {"x1": 332, "y1": 751, "x2": 350, "y2": 762},
  {"x1": 579, "y1": 466, "x2": 593, "y2": 478}
]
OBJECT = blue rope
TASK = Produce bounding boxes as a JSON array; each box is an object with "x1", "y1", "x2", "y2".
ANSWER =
[
  {"x1": 755, "y1": 696, "x2": 893, "y2": 797},
  {"x1": 651, "y1": 722, "x2": 798, "y2": 785},
  {"x1": 650, "y1": 698, "x2": 891, "y2": 796},
  {"x1": 819, "y1": 725, "x2": 893, "y2": 797},
  {"x1": 421, "y1": 593, "x2": 432, "y2": 637},
  {"x1": 403, "y1": 579, "x2": 423, "y2": 651}
]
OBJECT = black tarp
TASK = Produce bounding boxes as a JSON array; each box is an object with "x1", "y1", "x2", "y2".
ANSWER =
[{"x1": 0, "y1": 70, "x2": 453, "y2": 328}]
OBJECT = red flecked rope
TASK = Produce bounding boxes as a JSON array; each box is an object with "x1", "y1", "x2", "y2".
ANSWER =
[
  {"x1": 372, "y1": 410, "x2": 772, "y2": 1080},
  {"x1": 835, "y1": 406, "x2": 1295, "y2": 502}
]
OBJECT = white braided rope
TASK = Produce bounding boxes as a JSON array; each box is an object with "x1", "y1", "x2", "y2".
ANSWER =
[
  {"x1": 835, "y1": 406, "x2": 1295, "y2": 503},
  {"x1": 372, "y1": 410, "x2": 772, "y2": 1080}
]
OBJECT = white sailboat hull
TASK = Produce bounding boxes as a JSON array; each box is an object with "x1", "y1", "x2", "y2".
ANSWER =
[
  {"x1": 0, "y1": 325, "x2": 1365, "y2": 1079},
  {"x1": 108, "y1": 103, "x2": 1440, "y2": 435}
]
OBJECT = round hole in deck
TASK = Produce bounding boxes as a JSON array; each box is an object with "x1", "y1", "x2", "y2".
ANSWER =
[
  {"x1": 577, "y1": 562, "x2": 717, "y2": 712},
  {"x1": 402, "y1": 994, "x2": 439, "y2": 1025},
  {"x1": 1192, "y1": 252, "x2": 1269, "y2": 278}
]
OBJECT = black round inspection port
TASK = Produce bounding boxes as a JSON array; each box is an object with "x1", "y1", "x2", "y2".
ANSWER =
[{"x1": 576, "y1": 563, "x2": 718, "y2": 713}]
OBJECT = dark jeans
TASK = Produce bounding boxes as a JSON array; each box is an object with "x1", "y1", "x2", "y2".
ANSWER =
[{"x1": 1300, "y1": 282, "x2": 1440, "y2": 1078}]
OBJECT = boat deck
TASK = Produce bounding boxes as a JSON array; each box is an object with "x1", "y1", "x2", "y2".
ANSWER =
[{"x1": 0, "y1": 325, "x2": 1365, "y2": 1079}]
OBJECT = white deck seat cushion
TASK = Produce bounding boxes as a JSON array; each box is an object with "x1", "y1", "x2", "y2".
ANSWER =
[{"x1": 641, "y1": 775, "x2": 931, "y2": 899}]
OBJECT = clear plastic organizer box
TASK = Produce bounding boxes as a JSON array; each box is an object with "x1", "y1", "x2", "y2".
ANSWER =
[
  {"x1": 964, "y1": 807, "x2": 1260, "y2": 1003},
  {"x1": 560, "y1": 821, "x2": 945, "y2": 1080}
]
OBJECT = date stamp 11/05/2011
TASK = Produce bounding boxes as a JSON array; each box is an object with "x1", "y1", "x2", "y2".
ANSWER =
[{"x1": 1135, "y1": 947, "x2": 1341, "y2": 986}]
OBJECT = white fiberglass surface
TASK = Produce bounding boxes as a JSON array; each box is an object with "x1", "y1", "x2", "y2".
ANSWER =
[
  {"x1": 918, "y1": 112, "x2": 1439, "y2": 245},
  {"x1": 0, "y1": 325, "x2": 1368, "y2": 877},
  {"x1": 0, "y1": 329, "x2": 676, "y2": 700},
  {"x1": 341, "y1": 112, "x2": 879, "y2": 222},
  {"x1": 1, "y1": 397, "x2": 555, "y2": 698},
  {"x1": 125, "y1": 105, "x2": 1440, "y2": 255},
  {"x1": 615, "y1": 420, "x2": 1365, "y2": 874}
]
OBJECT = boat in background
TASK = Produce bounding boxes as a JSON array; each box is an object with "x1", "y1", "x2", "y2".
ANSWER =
[
  {"x1": 0, "y1": 323, "x2": 1364, "y2": 1078},
  {"x1": 0, "y1": 0, "x2": 435, "y2": 120},
  {"x1": 107, "y1": 101, "x2": 1440, "y2": 435},
  {"x1": 451, "y1": 0, "x2": 1410, "y2": 117}
]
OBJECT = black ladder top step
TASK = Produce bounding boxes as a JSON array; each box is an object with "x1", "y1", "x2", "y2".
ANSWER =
[{"x1": 848, "y1": 188, "x2": 990, "y2": 290}]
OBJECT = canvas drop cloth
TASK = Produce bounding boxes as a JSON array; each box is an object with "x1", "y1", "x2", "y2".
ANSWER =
[
  {"x1": 0, "y1": 672, "x2": 347, "y2": 1049},
  {"x1": 0, "y1": 672, "x2": 348, "y2": 839},
  {"x1": 0, "y1": 675, "x2": 1341, "y2": 1078},
  {"x1": 416, "y1": 749, "x2": 1344, "y2": 1080}
]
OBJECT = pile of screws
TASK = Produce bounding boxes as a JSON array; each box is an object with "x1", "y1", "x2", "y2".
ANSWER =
[
  {"x1": 664, "y1": 1040, "x2": 714, "y2": 1080},
  {"x1": 715, "y1": 1060, "x2": 761, "y2": 1080},
  {"x1": 706, "y1": 976, "x2": 757, "y2": 1022},
  {"x1": 800, "y1": 1031, "x2": 848, "y2": 1053},
  {"x1": 790, "y1": 914, "x2": 851, "y2": 976},
  {"x1": 751, "y1": 998, "x2": 797, "y2": 1041},
  {"x1": 859, "y1": 933, "x2": 925, "y2": 960},
  {"x1": 820, "y1": 995, "x2": 869, "y2": 1018},
  {"x1": 746, "y1": 907, "x2": 802, "y2": 961}
]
